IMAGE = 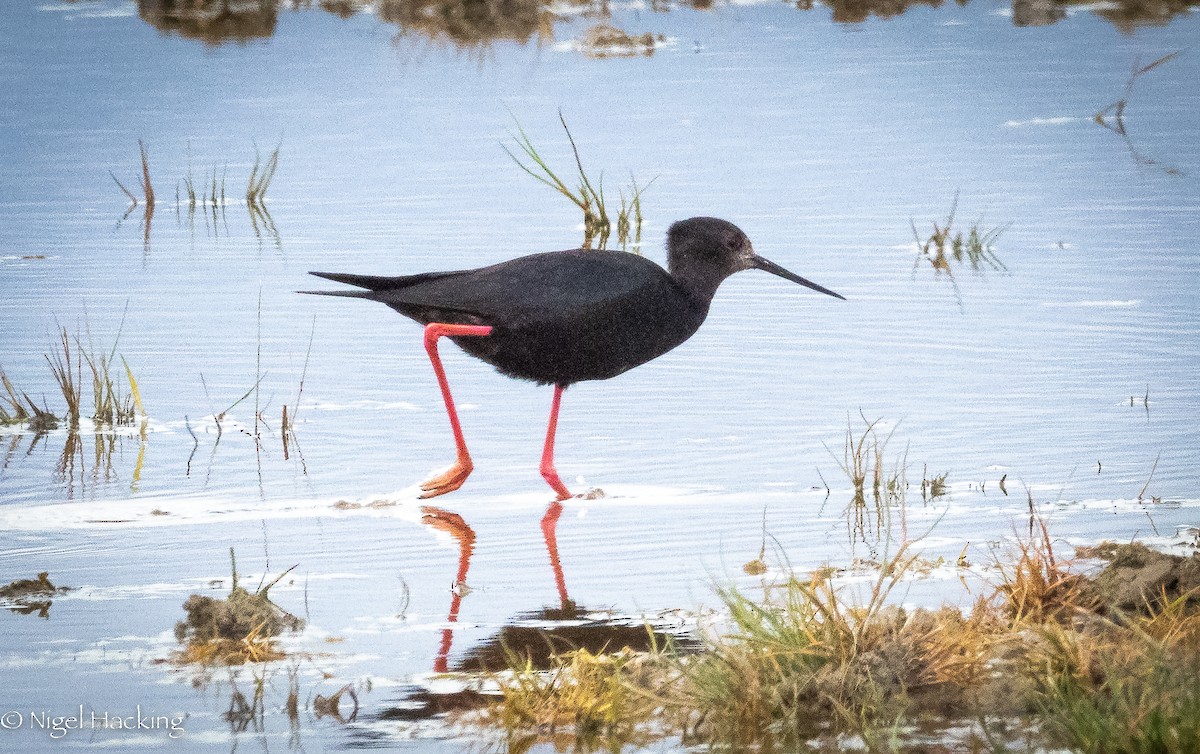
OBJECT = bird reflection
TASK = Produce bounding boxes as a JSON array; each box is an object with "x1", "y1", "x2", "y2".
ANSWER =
[{"x1": 420, "y1": 501, "x2": 575, "y2": 673}]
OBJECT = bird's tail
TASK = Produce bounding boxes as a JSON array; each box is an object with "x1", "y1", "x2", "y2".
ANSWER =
[
  {"x1": 307, "y1": 271, "x2": 408, "y2": 290},
  {"x1": 297, "y1": 288, "x2": 377, "y2": 298},
  {"x1": 300, "y1": 271, "x2": 416, "y2": 298}
]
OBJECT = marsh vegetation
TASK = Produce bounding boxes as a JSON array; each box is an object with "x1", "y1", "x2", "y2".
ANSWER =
[
  {"x1": 468, "y1": 529, "x2": 1200, "y2": 753},
  {"x1": 112, "y1": 141, "x2": 282, "y2": 252}
]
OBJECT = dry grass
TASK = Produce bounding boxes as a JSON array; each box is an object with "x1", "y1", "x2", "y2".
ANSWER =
[
  {"x1": 993, "y1": 517, "x2": 1093, "y2": 625},
  {"x1": 490, "y1": 645, "x2": 666, "y2": 749},
  {"x1": 175, "y1": 621, "x2": 288, "y2": 665},
  {"x1": 0, "y1": 368, "x2": 58, "y2": 432}
]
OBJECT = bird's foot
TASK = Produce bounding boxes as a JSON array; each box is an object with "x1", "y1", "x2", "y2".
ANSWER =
[{"x1": 419, "y1": 459, "x2": 473, "y2": 499}]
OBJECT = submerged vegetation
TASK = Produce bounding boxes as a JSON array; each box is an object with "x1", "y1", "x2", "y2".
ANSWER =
[
  {"x1": 823, "y1": 414, "x2": 953, "y2": 546},
  {"x1": 912, "y1": 193, "x2": 1009, "y2": 276},
  {"x1": 188, "y1": 302, "x2": 313, "y2": 478},
  {"x1": 470, "y1": 530, "x2": 1200, "y2": 752},
  {"x1": 911, "y1": 192, "x2": 1009, "y2": 308},
  {"x1": 2, "y1": 304, "x2": 311, "y2": 493},
  {"x1": 504, "y1": 114, "x2": 651, "y2": 251}
]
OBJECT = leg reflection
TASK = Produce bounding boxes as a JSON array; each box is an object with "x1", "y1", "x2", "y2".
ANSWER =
[
  {"x1": 541, "y1": 501, "x2": 575, "y2": 615},
  {"x1": 421, "y1": 506, "x2": 475, "y2": 673}
]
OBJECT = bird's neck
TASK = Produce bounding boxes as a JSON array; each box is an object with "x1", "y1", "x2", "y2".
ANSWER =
[{"x1": 669, "y1": 259, "x2": 729, "y2": 306}]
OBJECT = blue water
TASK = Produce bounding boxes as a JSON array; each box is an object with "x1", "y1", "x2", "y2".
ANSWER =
[{"x1": 0, "y1": 0, "x2": 1198, "y2": 749}]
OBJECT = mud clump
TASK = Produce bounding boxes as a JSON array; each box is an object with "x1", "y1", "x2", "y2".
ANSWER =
[
  {"x1": 1, "y1": 572, "x2": 72, "y2": 618},
  {"x1": 1078, "y1": 542, "x2": 1200, "y2": 614},
  {"x1": 173, "y1": 552, "x2": 302, "y2": 665},
  {"x1": 175, "y1": 587, "x2": 303, "y2": 645},
  {"x1": 0, "y1": 572, "x2": 67, "y2": 599},
  {"x1": 579, "y1": 24, "x2": 664, "y2": 58}
]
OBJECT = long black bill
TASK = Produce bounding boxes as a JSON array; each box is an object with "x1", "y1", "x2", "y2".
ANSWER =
[{"x1": 750, "y1": 256, "x2": 846, "y2": 300}]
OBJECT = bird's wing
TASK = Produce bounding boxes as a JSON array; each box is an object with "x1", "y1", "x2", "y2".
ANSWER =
[{"x1": 353, "y1": 251, "x2": 677, "y2": 329}]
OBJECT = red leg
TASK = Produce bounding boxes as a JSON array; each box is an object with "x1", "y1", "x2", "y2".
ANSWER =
[
  {"x1": 420, "y1": 323, "x2": 493, "y2": 499},
  {"x1": 541, "y1": 502, "x2": 572, "y2": 612},
  {"x1": 540, "y1": 384, "x2": 571, "y2": 500}
]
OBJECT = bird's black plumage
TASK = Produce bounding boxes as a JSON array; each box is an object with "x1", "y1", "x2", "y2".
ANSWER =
[{"x1": 305, "y1": 217, "x2": 843, "y2": 386}]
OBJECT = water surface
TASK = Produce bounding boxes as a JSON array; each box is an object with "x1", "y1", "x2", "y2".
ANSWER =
[{"x1": 1, "y1": 0, "x2": 1198, "y2": 749}]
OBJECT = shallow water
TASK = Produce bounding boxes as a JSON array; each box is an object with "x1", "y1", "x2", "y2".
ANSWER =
[{"x1": 1, "y1": 0, "x2": 1199, "y2": 750}]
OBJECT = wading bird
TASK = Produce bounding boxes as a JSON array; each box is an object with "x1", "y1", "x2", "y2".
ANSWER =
[{"x1": 306, "y1": 216, "x2": 843, "y2": 500}]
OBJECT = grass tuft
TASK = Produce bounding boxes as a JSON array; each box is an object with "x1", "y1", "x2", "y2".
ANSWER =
[
  {"x1": 913, "y1": 192, "x2": 1009, "y2": 276},
  {"x1": 0, "y1": 572, "x2": 72, "y2": 619},
  {"x1": 504, "y1": 113, "x2": 652, "y2": 251},
  {"x1": 246, "y1": 143, "x2": 280, "y2": 208},
  {"x1": 0, "y1": 368, "x2": 58, "y2": 432},
  {"x1": 45, "y1": 327, "x2": 82, "y2": 429},
  {"x1": 824, "y1": 414, "x2": 908, "y2": 543},
  {"x1": 922, "y1": 467, "x2": 949, "y2": 500},
  {"x1": 82, "y1": 346, "x2": 136, "y2": 426},
  {"x1": 493, "y1": 645, "x2": 664, "y2": 749},
  {"x1": 993, "y1": 517, "x2": 1092, "y2": 625}
]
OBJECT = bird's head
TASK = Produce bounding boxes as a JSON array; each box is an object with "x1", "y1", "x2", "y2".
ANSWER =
[{"x1": 666, "y1": 217, "x2": 845, "y2": 301}]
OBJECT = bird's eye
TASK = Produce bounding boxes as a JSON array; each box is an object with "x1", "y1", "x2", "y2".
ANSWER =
[{"x1": 724, "y1": 235, "x2": 741, "y2": 253}]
